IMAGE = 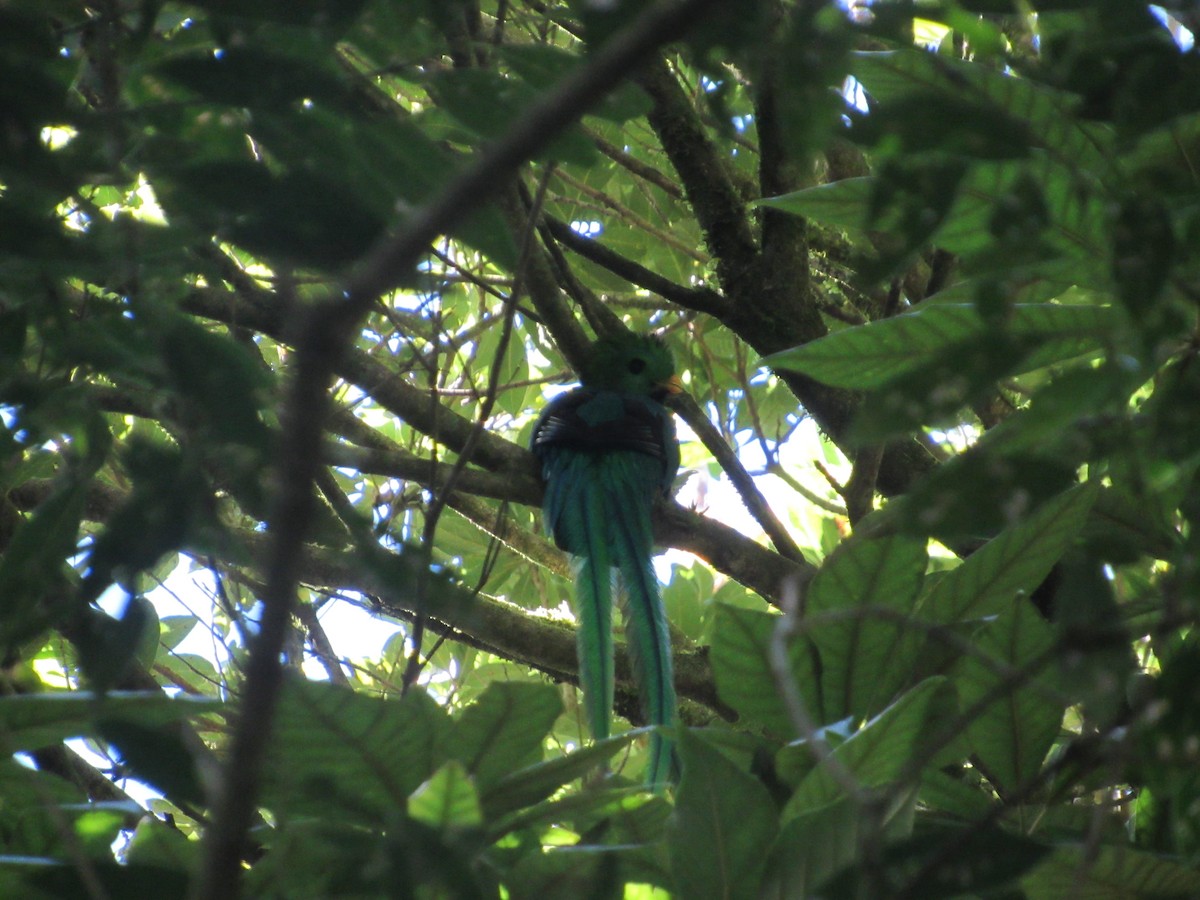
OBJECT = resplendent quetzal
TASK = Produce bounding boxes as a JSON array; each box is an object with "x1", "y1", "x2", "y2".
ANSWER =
[{"x1": 531, "y1": 333, "x2": 682, "y2": 789}]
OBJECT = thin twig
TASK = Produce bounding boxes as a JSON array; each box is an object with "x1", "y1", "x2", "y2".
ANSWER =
[
  {"x1": 542, "y1": 214, "x2": 727, "y2": 314},
  {"x1": 550, "y1": 168, "x2": 709, "y2": 262}
]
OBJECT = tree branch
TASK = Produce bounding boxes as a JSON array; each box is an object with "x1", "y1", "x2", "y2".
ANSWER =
[
  {"x1": 671, "y1": 393, "x2": 806, "y2": 564},
  {"x1": 637, "y1": 58, "x2": 760, "y2": 281},
  {"x1": 542, "y1": 214, "x2": 728, "y2": 314}
]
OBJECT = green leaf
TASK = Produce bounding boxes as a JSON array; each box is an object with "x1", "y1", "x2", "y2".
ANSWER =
[
  {"x1": 158, "y1": 313, "x2": 272, "y2": 450},
  {"x1": 710, "y1": 604, "x2": 821, "y2": 737},
  {"x1": 154, "y1": 159, "x2": 386, "y2": 270},
  {"x1": 480, "y1": 731, "x2": 642, "y2": 820},
  {"x1": 154, "y1": 47, "x2": 355, "y2": 111},
  {"x1": 784, "y1": 677, "x2": 958, "y2": 816},
  {"x1": 762, "y1": 797, "x2": 862, "y2": 900},
  {"x1": 919, "y1": 483, "x2": 1098, "y2": 623},
  {"x1": 806, "y1": 535, "x2": 928, "y2": 721},
  {"x1": 262, "y1": 679, "x2": 451, "y2": 823},
  {"x1": 849, "y1": 92, "x2": 1034, "y2": 160},
  {"x1": 667, "y1": 730, "x2": 779, "y2": 900},
  {"x1": 80, "y1": 440, "x2": 210, "y2": 607},
  {"x1": 185, "y1": 0, "x2": 369, "y2": 31},
  {"x1": 0, "y1": 757, "x2": 90, "y2": 858},
  {"x1": 849, "y1": 50, "x2": 1108, "y2": 173},
  {"x1": 977, "y1": 362, "x2": 1142, "y2": 458},
  {"x1": 0, "y1": 859, "x2": 190, "y2": 900},
  {"x1": 758, "y1": 158, "x2": 1107, "y2": 267},
  {"x1": 1023, "y1": 844, "x2": 1200, "y2": 899},
  {"x1": 427, "y1": 69, "x2": 597, "y2": 167},
  {"x1": 821, "y1": 821, "x2": 1050, "y2": 899},
  {"x1": 75, "y1": 596, "x2": 157, "y2": 692},
  {"x1": 885, "y1": 449, "x2": 1080, "y2": 543},
  {"x1": 407, "y1": 761, "x2": 484, "y2": 831},
  {"x1": 763, "y1": 304, "x2": 1114, "y2": 391},
  {"x1": 495, "y1": 784, "x2": 670, "y2": 859},
  {"x1": 0, "y1": 473, "x2": 89, "y2": 652},
  {"x1": 123, "y1": 815, "x2": 201, "y2": 870},
  {"x1": 450, "y1": 681, "x2": 562, "y2": 790},
  {"x1": 496, "y1": 43, "x2": 651, "y2": 122},
  {"x1": 952, "y1": 602, "x2": 1063, "y2": 796},
  {"x1": 756, "y1": 176, "x2": 873, "y2": 234},
  {"x1": 505, "y1": 838, "x2": 652, "y2": 900},
  {"x1": 0, "y1": 692, "x2": 219, "y2": 751},
  {"x1": 158, "y1": 615, "x2": 199, "y2": 653}
]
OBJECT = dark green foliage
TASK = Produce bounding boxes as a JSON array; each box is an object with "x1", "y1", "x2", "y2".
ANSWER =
[{"x1": 1, "y1": 0, "x2": 1199, "y2": 897}]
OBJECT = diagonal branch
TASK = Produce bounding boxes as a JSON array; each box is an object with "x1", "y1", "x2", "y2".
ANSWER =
[
  {"x1": 542, "y1": 214, "x2": 728, "y2": 314},
  {"x1": 671, "y1": 393, "x2": 806, "y2": 564}
]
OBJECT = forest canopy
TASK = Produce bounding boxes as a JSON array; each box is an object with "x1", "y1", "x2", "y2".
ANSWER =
[{"x1": 2, "y1": 1, "x2": 1200, "y2": 897}]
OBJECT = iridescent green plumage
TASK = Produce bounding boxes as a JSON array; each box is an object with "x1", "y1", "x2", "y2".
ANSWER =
[{"x1": 531, "y1": 333, "x2": 680, "y2": 788}]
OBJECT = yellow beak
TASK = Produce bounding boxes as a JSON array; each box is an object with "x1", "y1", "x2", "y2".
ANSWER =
[{"x1": 660, "y1": 374, "x2": 684, "y2": 395}]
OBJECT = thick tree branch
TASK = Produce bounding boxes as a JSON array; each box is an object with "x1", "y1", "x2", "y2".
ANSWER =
[{"x1": 637, "y1": 58, "x2": 760, "y2": 282}]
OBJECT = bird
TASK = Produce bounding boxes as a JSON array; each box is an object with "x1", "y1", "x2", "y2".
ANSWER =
[{"x1": 530, "y1": 332, "x2": 682, "y2": 789}]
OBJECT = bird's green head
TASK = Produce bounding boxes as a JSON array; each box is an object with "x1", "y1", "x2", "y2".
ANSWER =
[{"x1": 580, "y1": 332, "x2": 682, "y2": 400}]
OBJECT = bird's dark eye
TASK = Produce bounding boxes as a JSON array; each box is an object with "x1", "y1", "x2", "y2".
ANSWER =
[{"x1": 627, "y1": 358, "x2": 647, "y2": 374}]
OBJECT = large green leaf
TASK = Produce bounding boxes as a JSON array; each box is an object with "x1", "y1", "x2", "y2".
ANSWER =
[
  {"x1": 710, "y1": 604, "x2": 822, "y2": 738},
  {"x1": 667, "y1": 730, "x2": 779, "y2": 900},
  {"x1": 98, "y1": 718, "x2": 207, "y2": 808},
  {"x1": 919, "y1": 483, "x2": 1098, "y2": 624},
  {"x1": 763, "y1": 304, "x2": 1115, "y2": 391},
  {"x1": 757, "y1": 156, "x2": 1107, "y2": 269},
  {"x1": 480, "y1": 731, "x2": 643, "y2": 821},
  {"x1": 408, "y1": 760, "x2": 484, "y2": 831},
  {"x1": 850, "y1": 50, "x2": 1110, "y2": 174},
  {"x1": 783, "y1": 677, "x2": 958, "y2": 817},
  {"x1": 806, "y1": 534, "x2": 928, "y2": 722},
  {"x1": 449, "y1": 681, "x2": 562, "y2": 790},
  {"x1": 762, "y1": 797, "x2": 862, "y2": 900},
  {"x1": 0, "y1": 859, "x2": 190, "y2": 900},
  {"x1": 952, "y1": 601, "x2": 1063, "y2": 797},
  {"x1": 820, "y1": 821, "x2": 1050, "y2": 899},
  {"x1": 0, "y1": 474, "x2": 89, "y2": 652},
  {"x1": 884, "y1": 448, "x2": 1081, "y2": 542},
  {"x1": 427, "y1": 68, "x2": 598, "y2": 167},
  {"x1": 262, "y1": 679, "x2": 450, "y2": 823},
  {"x1": 0, "y1": 691, "x2": 219, "y2": 751},
  {"x1": 1023, "y1": 844, "x2": 1200, "y2": 899},
  {"x1": 153, "y1": 46, "x2": 356, "y2": 111}
]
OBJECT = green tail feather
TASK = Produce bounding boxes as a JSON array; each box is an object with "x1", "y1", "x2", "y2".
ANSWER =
[
  {"x1": 574, "y1": 556, "x2": 614, "y2": 742},
  {"x1": 541, "y1": 448, "x2": 677, "y2": 789},
  {"x1": 553, "y1": 460, "x2": 616, "y2": 746},
  {"x1": 606, "y1": 485, "x2": 677, "y2": 789}
]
